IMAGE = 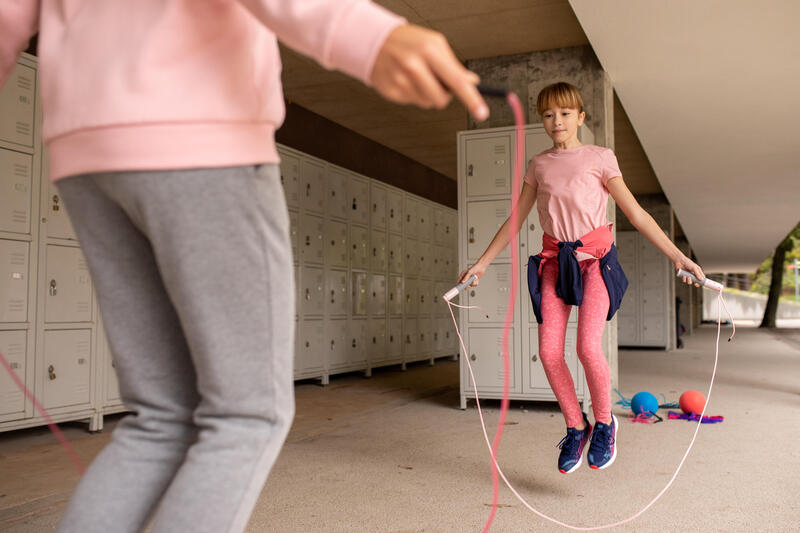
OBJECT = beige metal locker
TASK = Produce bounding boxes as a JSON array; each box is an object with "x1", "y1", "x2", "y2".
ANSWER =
[
  {"x1": 369, "y1": 318, "x2": 387, "y2": 364},
  {"x1": 433, "y1": 209, "x2": 447, "y2": 246},
  {"x1": 352, "y1": 272, "x2": 368, "y2": 316},
  {"x1": 370, "y1": 184, "x2": 387, "y2": 230},
  {"x1": 0, "y1": 240, "x2": 29, "y2": 323},
  {"x1": 300, "y1": 266, "x2": 325, "y2": 317},
  {"x1": 42, "y1": 329, "x2": 91, "y2": 410},
  {"x1": 418, "y1": 279, "x2": 434, "y2": 316},
  {"x1": 45, "y1": 245, "x2": 92, "y2": 323},
  {"x1": 325, "y1": 220, "x2": 348, "y2": 269},
  {"x1": 387, "y1": 318, "x2": 403, "y2": 359},
  {"x1": 403, "y1": 317, "x2": 418, "y2": 357},
  {"x1": 278, "y1": 151, "x2": 300, "y2": 208},
  {"x1": 300, "y1": 159, "x2": 325, "y2": 214},
  {"x1": 0, "y1": 149, "x2": 33, "y2": 235},
  {"x1": 326, "y1": 318, "x2": 349, "y2": 369},
  {"x1": 326, "y1": 167, "x2": 350, "y2": 220},
  {"x1": 296, "y1": 319, "x2": 325, "y2": 377},
  {"x1": 325, "y1": 269, "x2": 348, "y2": 316},
  {"x1": 350, "y1": 225, "x2": 369, "y2": 271},
  {"x1": 0, "y1": 62, "x2": 36, "y2": 148},
  {"x1": 386, "y1": 190, "x2": 403, "y2": 234},
  {"x1": 388, "y1": 276, "x2": 403, "y2": 316},
  {"x1": 466, "y1": 200, "x2": 510, "y2": 261},
  {"x1": 403, "y1": 196, "x2": 418, "y2": 238},
  {"x1": 464, "y1": 135, "x2": 511, "y2": 197},
  {"x1": 346, "y1": 319, "x2": 368, "y2": 368},
  {"x1": 0, "y1": 330, "x2": 26, "y2": 417},
  {"x1": 417, "y1": 202, "x2": 433, "y2": 242},
  {"x1": 388, "y1": 233, "x2": 403, "y2": 274},
  {"x1": 368, "y1": 274, "x2": 386, "y2": 316},
  {"x1": 347, "y1": 176, "x2": 370, "y2": 226},
  {"x1": 370, "y1": 230, "x2": 387, "y2": 272},
  {"x1": 465, "y1": 262, "x2": 513, "y2": 323},
  {"x1": 300, "y1": 213, "x2": 325, "y2": 265},
  {"x1": 289, "y1": 210, "x2": 299, "y2": 264},
  {"x1": 403, "y1": 278, "x2": 419, "y2": 316},
  {"x1": 99, "y1": 328, "x2": 122, "y2": 405},
  {"x1": 466, "y1": 328, "x2": 518, "y2": 392},
  {"x1": 418, "y1": 242, "x2": 432, "y2": 278},
  {"x1": 404, "y1": 239, "x2": 419, "y2": 277}
]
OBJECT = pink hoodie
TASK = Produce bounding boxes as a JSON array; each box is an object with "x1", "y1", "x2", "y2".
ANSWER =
[{"x1": 0, "y1": 0, "x2": 405, "y2": 181}]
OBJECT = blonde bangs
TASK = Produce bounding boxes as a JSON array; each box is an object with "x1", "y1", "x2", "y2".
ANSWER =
[{"x1": 536, "y1": 82, "x2": 584, "y2": 115}]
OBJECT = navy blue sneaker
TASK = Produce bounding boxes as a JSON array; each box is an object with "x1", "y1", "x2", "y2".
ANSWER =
[
  {"x1": 557, "y1": 412, "x2": 592, "y2": 474},
  {"x1": 588, "y1": 414, "x2": 618, "y2": 470}
]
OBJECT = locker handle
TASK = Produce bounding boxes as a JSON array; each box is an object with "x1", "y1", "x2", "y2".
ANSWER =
[
  {"x1": 306, "y1": 183, "x2": 311, "y2": 196},
  {"x1": 280, "y1": 174, "x2": 284, "y2": 184},
  {"x1": 305, "y1": 236, "x2": 311, "y2": 246},
  {"x1": 10, "y1": 362, "x2": 19, "y2": 370},
  {"x1": 532, "y1": 354, "x2": 538, "y2": 362},
  {"x1": 305, "y1": 288, "x2": 311, "y2": 300},
  {"x1": 373, "y1": 247, "x2": 376, "y2": 256},
  {"x1": 48, "y1": 364, "x2": 56, "y2": 380},
  {"x1": 331, "y1": 340, "x2": 335, "y2": 349},
  {"x1": 469, "y1": 227, "x2": 475, "y2": 243},
  {"x1": 352, "y1": 338, "x2": 357, "y2": 348},
  {"x1": 470, "y1": 290, "x2": 476, "y2": 297},
  {"x1": 470, "y1": 354, "x2": 476, "y2": 361},
  {"x1": 529, "y1": 223, "x2": 536, "y2": 231},
  {"x1": 389, "y1": 335, "x2": 394, "y2": 342},
  {"x1": 390, "y1": 208, "x2": 394, "y2": 218},
  {"x1": 467, "y1": 164, "x2": 474, "y2": 177},
  {"x1": 352, "y1": 198, "x2": 357, "y2": 210},
  {"x1": 373, "y1": 203, "x2": 377, "y2": 213},
  {"x1": 331, "y1": 290, "x2": 335, "y2": 303},
  {"x1": 372, "y1": 336, "x2": 377, "y2": 344},
  {"x1": 49, "y1": 279, "x2": 57, "y2": 296},
  {"x1": 305, "y1": 341, "x2": 310, "y2": 348}
]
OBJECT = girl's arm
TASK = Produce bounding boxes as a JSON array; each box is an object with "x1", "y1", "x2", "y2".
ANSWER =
[
  {"x1": 457, "y1": 181, "x2": 537, "y2": 287},
  {"x1": 607, "y1": 177, "x2": 704, "y2": 287}
]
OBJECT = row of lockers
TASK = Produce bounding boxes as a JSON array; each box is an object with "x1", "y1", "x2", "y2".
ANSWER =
[
  {"x1": 290, "y1": 211, "x2": 457, "y2": 277},
  {"x1": 294, "y1": 268, "x2": 464, "y2": 318},
  {"x1": 0, "y1": 240, "x2": 91, "y2": 324},
  {"x1": 279, "y1": 148, "x2": 457, "y2": 246}
]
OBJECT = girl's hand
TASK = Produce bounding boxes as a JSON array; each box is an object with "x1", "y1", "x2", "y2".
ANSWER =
[
  {"x1": 458, "y1": 263, "x2": 486, "y2": 288},
  {"x1": 674, "y1": 255, "x2": 704, "y2": 287}
]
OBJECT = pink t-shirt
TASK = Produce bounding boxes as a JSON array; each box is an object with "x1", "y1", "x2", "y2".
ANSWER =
[{"x1": 523, "y1": 144, "x2": 621, "y2": 257}]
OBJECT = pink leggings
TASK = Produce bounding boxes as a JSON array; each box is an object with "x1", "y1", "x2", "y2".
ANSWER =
[{"x1": 538, "y1": 259, "x2": 611, "y2": 427}]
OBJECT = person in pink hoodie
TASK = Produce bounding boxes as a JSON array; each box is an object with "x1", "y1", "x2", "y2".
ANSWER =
[{"x1": 0, "y1": 2, "x2": 488, "y2": 532}]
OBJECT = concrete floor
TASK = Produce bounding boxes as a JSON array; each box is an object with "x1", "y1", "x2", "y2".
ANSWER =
[{"x1": 1, "y1": 324, "x2": 798, "y2": 532}]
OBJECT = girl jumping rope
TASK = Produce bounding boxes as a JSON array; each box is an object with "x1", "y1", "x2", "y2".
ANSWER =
[{"x1": 458, "y1": 82, "x2": 706, "y2": 474}]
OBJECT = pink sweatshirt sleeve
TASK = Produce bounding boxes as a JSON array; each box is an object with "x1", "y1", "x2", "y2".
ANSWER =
[
  {"x1": 236, "y1": 0, "x2": 406, "y2": 85},
  {"x1": 0, "y1": 0, "x2": 39, "y2": 89}
]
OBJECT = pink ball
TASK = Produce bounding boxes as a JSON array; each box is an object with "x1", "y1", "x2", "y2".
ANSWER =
[{"x1": 679, "y1": 390, "x2": 706, "y2": 414}]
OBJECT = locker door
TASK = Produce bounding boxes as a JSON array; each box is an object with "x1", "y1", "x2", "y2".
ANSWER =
[
  {"x1": 444, "y1": 251, "x2": 456, "y2": 282},
  {"x1": 388, "y1": 275, "x2": 404, "y2": 316},
  {"x1": 45, "y1": 245, "x2": 92, "y2": 323},
  {"x1": 433, "y1": 209, "x2": 446, "y2": 246},
  {"x1": 418, "y1": 242, "x2": 432, "y2": 278},
  {"x1": 352, "y1": 272, "x2": 368, "y2": 316},
  {"x1": 417, "y1": 202, "x2": 433, "y2": 242},
  {"x1": 300, "y1": 266, "x2": 325, "y2": 317},
  {"x1": 369, "y1": 318, "x2": 387, "y2": 363},
  {"x1": 289, "y1": 210, "x2": 299, "y2": 264},
  {"x1": 327, "y1": 319, "x2": 349, "y2": 368},
  {"x1": 417, "y1": 318, "x2": 432, "y2": 356},
  {"x1": 370, "y1": 230, "x2": 387, "y2": 272},
  {"x1": 368, "y1": 274, "x2": 386, "y2": 316},
  {"x1": 47, "y1": 180, "x2": 78, "y2": 240},
  {"x1": 43, "y1": 329, "x2": 91, "y2": 409},
  {"x1": 444, "y1": 211, "x2": 457, "y2": 246},
  {"x1": 464, "y1": 135, "x2": 511, "y2": 197},
  {"x1": 99, "y1": 327, "x2": 121, "y2": 404},
  {"x1": 387, "y1": 318, "x2": 403, "y2": 358},
  {"x1": 300, "y1": 159, "x2": 325, "y2": 214},
  {"x1": 403, "y1": 317, "x2": 418, "y2": 357},
  {"x1": 371, "y1": 184, "x2": 387, "y2": 229},
  {"x1": 388, "y1": 233, "x2": 403, "y2": 274},
  {"x1": 347, "y1": 319, "x2": 368, "y2": 366},
  {"x1": 0, "y1": 330, "x2": 26, "y2": 416},
  {"x1": 525, "y1": 130, "x2": 552, "y2": 168},
  {"x1": 418, "y1": 279, "x2": 433, "y2": 316},
  {"x1": 404, "y1": 278, "x2": 419, "y2": 315},
  {"x1": 326, "y1": 167, "x2": 350, "y2": 220},
  {"x1": 387, "y1": 190, "x2": 403, "y2": 234},
  {"x1": 278, "y1": 151, "x2": 300, "y2": 208},
  {"x1": 0, "y1": 149, "x2": 32, "y2": 234},
  {"x1": 641, "y1": 315, "x2": 666, "y2": 346},
  {"x1": 296, "y1": 319, "x2": 324, "y2": 374},
  {"x1": 466, "y1": 263, "x2": 511, "y2": 323},
  {"x1": 467, "y1": 328, "x2": 516, "y2": 391},
  {"x1": 325, "y1": 269, "x2": 348, "y2": 316},
  {"x1": 467, "y1": 200, "x2": 510, "y2": 261},
  {"x1": 325, "y1": 220, "x2": 348, "y2": 269},
  {"x1": 0, "y1": 240, "x2": 29, "y2": 322},
  {"x1": 0, "y1": 63, "x2": 36, "y2": 147},
  {"x1": 404, "y1": 197, "x2": 418, "y2": 238},
  {"x1": 300, "y1": 213, "x2": 325, "y2": 265},
  {"x1": 404, "y1": 239, "x2": 419, "y2": 276},
  {"x1": 434, "y1": 282, "x2": 450, "y2": 317},
  {"x1": 348, "y1": 176, "x2": 370, "y2": 226},
  {"x1": 350, "y1": 225, "x2": 369, "y2": 271},
  {"x1": 433, "y1": 318, "x2": 447, "y2": 353}
]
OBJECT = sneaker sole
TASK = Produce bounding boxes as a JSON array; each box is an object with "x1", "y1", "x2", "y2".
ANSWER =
[{"x1": 589, "y1": 414, "x2": 618, "y2": 470}]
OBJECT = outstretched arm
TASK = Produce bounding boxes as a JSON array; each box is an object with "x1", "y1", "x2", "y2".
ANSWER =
[
  {"x1": 607, "y1": 176, "x2": 704, "y2": 287},
  {"x1": 457, "y1": 181, "x2": 537, "y2": 287},
  {"x1": 0, "y1": 0, "x2": 39, "y2": 89}
]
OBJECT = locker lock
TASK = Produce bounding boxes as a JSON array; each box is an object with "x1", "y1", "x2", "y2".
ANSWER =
[
  {"x1": 373, "y1": 203, "x2": 377, "y2": 213},
  {"x1": 390, "y1": 208, "x2": 394, "y2": 218},
  {"x1": 351, "y1": 338, "x2": 357, "y2": 348},
  {"x1": 467, "y1": 164, "x2": 474, "y2": 177},
  {"x1": 373, "y1": 247, "x2": 376, "y2": 256},
  {"x1": 389, "y1": 335, "x2": 394, "y2": 342},
  {"x1": 531, "y1": 354, "x2": 538, "y2": 362},
  {"x1": 470, "y1": 354, "x2": 477, "y2": 361},
  {"x1": 352, "y1": 198, "x2": 357, "y2": 210},
  {"x1": 372, "y1": 336, "x2": 377, "y2": 344},
  {"x1": 331, "y1": 290, "x2": 336, "y2": 303},
  {"x1": 305, "y1": 341, "x2": 310, "y2": 348},
  {"x1": 48, "y1": 365, "x2": 56, "y2": 380},
  {"x1": 306, "y1": 183, "x2": 311, "y2": 196},
  {"x1": 280, "y1": 174, "x2": 284, "y2": 184},
  {"x1": 305, "y1": 288, "x2": 311, "y2": 300},
  {"x1": 470, "y1": 290, "x2": 476, "y2": 297},
  {"x1": 49, "y1": 279, "x2": 58, "y2": 296},
  {"x1": 52, "y1": 194, "x2": 60, "y2": 211},
  {"x1": 305, "y1": 236, "x2": 311, "y2": 246},
  {"x1": 530, "y1": 223, "x2": 536, "y2": 231},
  {"x1": 469, "y1": 227, "x2": 475, "y2": 243}
]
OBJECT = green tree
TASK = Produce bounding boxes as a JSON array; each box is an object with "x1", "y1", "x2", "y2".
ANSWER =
[{"x1": 759, "y1": 222, "x2": 800, "y2": 328}]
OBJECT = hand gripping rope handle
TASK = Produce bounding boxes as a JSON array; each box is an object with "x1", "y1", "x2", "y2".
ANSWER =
[
  {"x1": 446, "y1": 85, "x2": 736, "y2": 531},
  {"x1": 443, "y1": 274, "x2": 478, "y2": 302}
]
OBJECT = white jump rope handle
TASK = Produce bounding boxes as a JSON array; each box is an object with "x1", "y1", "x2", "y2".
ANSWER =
[
  {"x1": 443, "y1": 274, "x2": 478, "y2": 302},
  {"x1": 677, "y1": 269, "x2": 723, "y2": 292}
]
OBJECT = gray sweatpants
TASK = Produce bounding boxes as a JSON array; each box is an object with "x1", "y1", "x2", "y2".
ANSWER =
[{"x1": 55, "y1": 165, "x2": 295, "y2": 533}]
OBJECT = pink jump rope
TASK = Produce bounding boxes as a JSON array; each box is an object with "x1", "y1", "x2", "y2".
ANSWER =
[{"x1": 444, "y1": 86, "x2": 735, "y2": 531}]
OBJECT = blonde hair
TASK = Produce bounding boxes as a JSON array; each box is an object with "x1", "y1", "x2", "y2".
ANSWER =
[{"x1": 536, "y1": 82, "x2": 584, "y2": 115}]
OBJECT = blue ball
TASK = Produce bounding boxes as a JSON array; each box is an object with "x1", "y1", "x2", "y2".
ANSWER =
[{"x1": 631, "y1": 391, "x2": 659, "y2": 417}]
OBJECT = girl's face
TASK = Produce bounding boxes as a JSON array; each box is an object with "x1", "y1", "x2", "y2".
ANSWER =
[{"x1": 541, "y1": 106, "x2": 586, "y2": 144}]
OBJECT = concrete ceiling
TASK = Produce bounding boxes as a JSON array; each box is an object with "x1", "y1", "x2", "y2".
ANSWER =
[
  {"x1": 569, "y1": 0, "x2": 800, "y2": 271},
  {"x1": 280, "y1": 0, "x2": 798, "y2": 272}
]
